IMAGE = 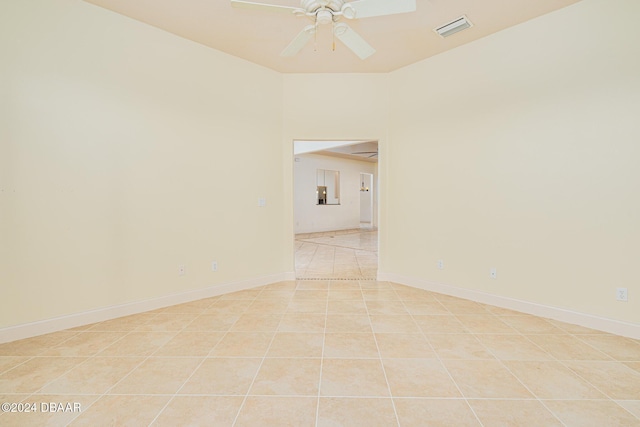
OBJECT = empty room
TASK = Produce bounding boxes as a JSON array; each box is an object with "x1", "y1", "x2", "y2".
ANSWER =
[{"x1": 1, "y1": 0, "x2": 639, "y2": 425}]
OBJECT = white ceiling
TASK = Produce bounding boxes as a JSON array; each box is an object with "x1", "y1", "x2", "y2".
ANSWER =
[
  {"x1": 318, "y1": 141, "x2": 378, "y2": 163},
  {"x1": 295, "y1": 140, "x2": 378, "y2": 162},
  {"x1": 83, "y1": 0, "x2": 581, "y2": 73},
  {"x1": 294, "y1": 140, "x2": 370, "y2": 155},
  {"x1": 300, "y1": 140, "x2": 378, "y2": 163}
]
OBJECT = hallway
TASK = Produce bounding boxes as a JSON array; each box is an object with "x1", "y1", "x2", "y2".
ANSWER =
[{"x1": 295, "y1": 229, "x2": 378, "y2": 280}]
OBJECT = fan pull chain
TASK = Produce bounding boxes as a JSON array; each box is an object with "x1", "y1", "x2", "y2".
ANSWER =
[
  {"x1": 332, "y1": 21, "x2": 336, "y2": 51},
  {"x1": 313, "y1": 21, "x2": 318, "y2": 52}
]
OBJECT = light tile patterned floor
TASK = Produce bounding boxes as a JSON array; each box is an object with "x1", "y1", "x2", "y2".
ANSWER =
[
  {"x1": 295, "y1": 229, "x2": 378, "y2": 279},
  {"x1": 1, "y1": 280, "x2": 639, "y2": 426}
]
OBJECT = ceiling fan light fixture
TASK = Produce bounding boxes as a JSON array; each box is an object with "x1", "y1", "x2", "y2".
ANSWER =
[
  {"x1": 316, "y1": 9, "x2": 333, "y2": 25},
  {"x1": 435, "y1": 15, "x2": 472, "y2": 38}
]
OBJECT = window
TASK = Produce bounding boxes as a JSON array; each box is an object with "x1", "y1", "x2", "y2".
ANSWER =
[{"x1": 316, "y1": 169, "x2": 340, "y2": 205}]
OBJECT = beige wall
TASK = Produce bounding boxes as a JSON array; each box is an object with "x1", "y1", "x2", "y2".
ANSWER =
[
  {"x1": 0, "y1": 0, "x2": 284, "y2": 328},
  {"x1": 386, "y1": 0, "x2": 640, "y2": 323},
  {"x1": 293, "y1": 153, "x2": 377, "y2": 233},
  {"x1": 2, "y1": 0, "x2": 638, "y2": 334}
]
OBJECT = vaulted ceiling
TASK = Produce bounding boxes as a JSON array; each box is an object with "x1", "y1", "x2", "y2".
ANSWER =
[{"x1": 84, "y1": 0, "x2": 581, "y2": 73}]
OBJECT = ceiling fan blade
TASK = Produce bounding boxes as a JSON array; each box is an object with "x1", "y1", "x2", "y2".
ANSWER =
[
  {"x1": 333, "y1": 23, "x2": 375, "y2": 59},
  {"x1": 231, "y1": 0, "x2": 299, "y2": 14},
  {"x1": 281, "y1": 25, "x2": 316, "y2": 57},
  {"x1": 346, "y1": 0, "x2": 416, "y2": 19}
]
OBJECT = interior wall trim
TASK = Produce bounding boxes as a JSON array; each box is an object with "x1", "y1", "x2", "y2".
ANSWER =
[
  {"x1": 0, "y1": 272, "x2": 297, "y2": 344},
  {"x1": 377, "y1": 272, "x2": 640, "y2": 340}
]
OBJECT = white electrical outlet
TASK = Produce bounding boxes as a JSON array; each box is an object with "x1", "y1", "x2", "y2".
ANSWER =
[
  {"x1": 211, "y1": 261, "x2": 218, "y2": 272},
  {"x1": 258, "y1": 198, "x2": 266, "y2": 207},
  {"x1": 616, "y1": 288, "x2": 628, "y2": 302},
  {"x1": 490, "y1": 268, "x2": 497, "y2": 279},
  {"x1": 437, "y1": 260, "x2": 444, "y2": 270},
  {"x1": 178, "y1": 264, "x2": 186, "y2": 276}
]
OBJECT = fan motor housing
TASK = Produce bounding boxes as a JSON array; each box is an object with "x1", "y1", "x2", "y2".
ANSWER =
[
  {"x1": 316, "y1": 9, "x2": 333, "y2": 24},
  {"x1": 302, "y1": 0, "x2": 344, "y2": 13}
]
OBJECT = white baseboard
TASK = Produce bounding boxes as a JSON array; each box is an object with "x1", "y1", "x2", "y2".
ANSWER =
[
  {"x1": 378, "y1": 272, "x2": 640, "y2": 340},
  {"x1": 0, "y1": 272, "x2": 295, "y2": 344},
  {"x1": 295, "y1": 225, "x2": 363, "y2": 235}
]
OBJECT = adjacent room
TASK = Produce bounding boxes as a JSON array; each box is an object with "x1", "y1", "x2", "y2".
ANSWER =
[
  {"x1": 293, "y1": 140, "x2": 379, "y2": 280},
  {"x1": 1, "y1": 0, "x2": 639, "y2": 425}
]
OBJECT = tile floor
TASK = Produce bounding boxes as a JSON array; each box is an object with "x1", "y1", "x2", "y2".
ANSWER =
[
  {"x1": 0, "y1": 280, "x2": 639, "y2": 426},
  {"x1": 295, "y1": 229, "x2": 378, "y2": 279}
]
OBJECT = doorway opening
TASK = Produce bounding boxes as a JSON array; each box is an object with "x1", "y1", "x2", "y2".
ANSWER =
[
  {"x1": 293, "y1": 140, "x2": 378, "y2": 280},
  {"x1": 359, "y1": 172, "x2": 374, "y2": 230}
]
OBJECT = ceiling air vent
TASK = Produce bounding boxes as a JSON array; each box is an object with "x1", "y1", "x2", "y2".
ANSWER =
[{"x1": 435, "y1": 15, "x2": 472, "y2": 38}]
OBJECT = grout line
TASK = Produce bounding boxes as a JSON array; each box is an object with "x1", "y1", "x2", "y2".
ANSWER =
[
  {"x1": 314, "y1": 279, "x2": 330, "y2": 427},
  {"x1": 100, "y1": 308, "x2": 218, "y2": 424},
  {"x1": 7, "y1": 392, "x2": 633, "y2": 400},
  {"x1": 0, "y1": 329, "x2": 84, "y2": 374},
  {"x1": 570, "y1": 334, "x2": 620, "y2": 362},
  {"x1": 294, "y1": 229, "x2": 378, "y2": 281},
  {"x1": 39, "y1": 310, "x2": 176, "y2": 424},
  {"x1": 395, "y1": 293, "x2": 486, "y2": 427},
  {"x1": 0, "y1": 356, "x2": 36, "y2": 376},
  {"x1": 481, "y1": 317, "x2": 570, "y2": 424},
  {"x1": 146, "y1": 294, "x2": 253, "y2": 425},
  {"x1": 613, "y1": 400, "x2": 640, "y2": 422},
  {"x1": 230, "y1": 285, "x2": 285, "y2": 427},
  {"x1": 296, "y1": 239, "x2": 378, "y2": 253},
  {"x1": 360, "y1": 284, "x2": 401, "y2": 427},
  {"x1": 472, "y1": 329, "x2": 569, "y2": 427},
  {"x1": 552, "y1": 357, "x2": 637, "y2": 408}
]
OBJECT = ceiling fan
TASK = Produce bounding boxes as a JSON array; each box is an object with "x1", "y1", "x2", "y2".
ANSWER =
[{"x1": 230, "y1": 0, "x2": 416, "y2": 59}]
